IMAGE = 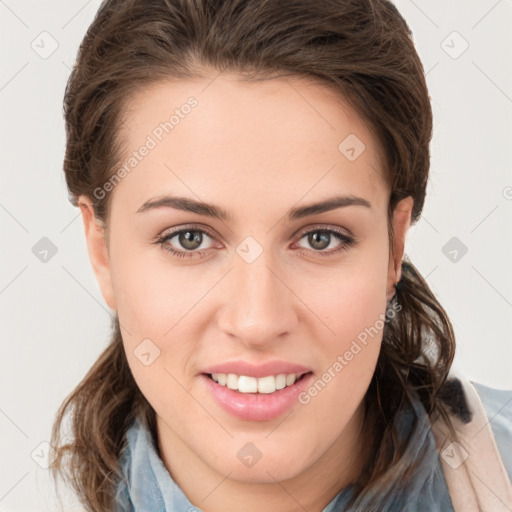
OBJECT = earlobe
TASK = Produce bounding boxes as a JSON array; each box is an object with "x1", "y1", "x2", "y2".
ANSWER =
[
  {"x1": 78, "y1": 195, "x2": 117, "y2": 311},
  {"x1": 387, "y1": 196, "x2": 413, "y2": 300}
]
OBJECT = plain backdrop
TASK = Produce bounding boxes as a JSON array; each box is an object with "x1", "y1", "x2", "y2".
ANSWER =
[{"x1": 1, "y1": 0, "x2": 511, "y2": 510}]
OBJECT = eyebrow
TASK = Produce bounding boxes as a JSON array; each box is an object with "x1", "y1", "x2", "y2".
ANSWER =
[{"x1": 136, "y1": 194, "x2": 372, "y2": 221}]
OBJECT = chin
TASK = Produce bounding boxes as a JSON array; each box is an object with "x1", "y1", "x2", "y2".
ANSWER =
[
  {"x1": 207, "y1": 443, "x2": 310, "y2": 484},
  {"x1": 221, "y1": 463, "x2": 303, "y2": 484}
]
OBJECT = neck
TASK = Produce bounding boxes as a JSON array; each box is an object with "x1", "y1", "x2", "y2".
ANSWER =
[{"x1": 156, "y1": 401, "x2": 368, "y2": 512}]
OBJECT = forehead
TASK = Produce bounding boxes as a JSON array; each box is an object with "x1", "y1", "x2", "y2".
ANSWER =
[{"x1": 112, "y1": 73, "x2": 388, "y2": 215}]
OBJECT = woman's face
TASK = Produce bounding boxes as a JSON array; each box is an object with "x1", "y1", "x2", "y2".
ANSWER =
[{"x1": 81, "y1": 72, "x2": 412, "y2": 491}]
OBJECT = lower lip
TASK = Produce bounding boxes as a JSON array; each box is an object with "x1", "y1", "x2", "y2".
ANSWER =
[{"x1": 200, "y1": 372, "x2": 314, "y2": 421}]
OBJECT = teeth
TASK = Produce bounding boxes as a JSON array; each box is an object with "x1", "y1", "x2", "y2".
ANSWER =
[
  {"x1": 210, "y1": 372, "x2": 305, "y2": 394},
  {"x1": 275, "y1": 374, "x2": 287, "y2": 390},
  {"x1": 286, "y1": 373, "x2": 296, "y2": 386},
  {"x1": 258, "y1": 375, "x2": 278, "y2": 393},
  {"x1": 239, "y1": 375, "x2": 258, "y2": 393}
]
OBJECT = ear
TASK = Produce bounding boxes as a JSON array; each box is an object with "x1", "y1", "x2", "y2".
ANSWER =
[
  {"x1": 386, "y1": 196, "x2": 413, "y2": 301},
  {"x1": 77, "y1": 195, "x2": 117, "y2": 311}
]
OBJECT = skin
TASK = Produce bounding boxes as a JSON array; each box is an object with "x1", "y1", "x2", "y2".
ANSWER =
[{"x1": 79, "y1": 72, "x2": 413, "y2": 512}]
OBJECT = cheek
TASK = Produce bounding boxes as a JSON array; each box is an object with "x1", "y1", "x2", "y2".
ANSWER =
[
  {"x1": 115, "y1": 266, "x2": 200, "y2": 421},
  {"x1": 108, "y1": 244, "x2": 198, "y2": 396},
  {"x1": 298, "y1": 275, "x2": 387, "y2": 434},
  {"x1": 313, "y1": 255, "x2": 388, "y2": 347},
  {"x1": 335, "y1": 281, "x2": 387, "y2": 345},
  {"x1": 109, "y1": 240, "x2": 202, "y2": 335},
  {"x1": 319, "y1": 283, "x2": 385, "y2": 391},
  {"x1": 303, "y1": 247, "x2": 388, "y2": 406}
]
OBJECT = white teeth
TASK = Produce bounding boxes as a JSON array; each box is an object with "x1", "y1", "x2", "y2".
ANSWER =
[
  {"x1": 238, "y1": 375, "x2": 258, "y2": 393},
  {"x1": 275, "y1": 374, "x2": 287, "y2": 390},
  {"x1": 286, "y1": 374, "x2": 296, "y2": 386},
  {"x1": 226, "y1": 373, "x2": 238, "y2": 390},
  {"x1": 257, "y1": 375, "x2": 276, "y2": 394},
  {"x1": 210, "y1": 372, "x2": 305, "y2": 394}
]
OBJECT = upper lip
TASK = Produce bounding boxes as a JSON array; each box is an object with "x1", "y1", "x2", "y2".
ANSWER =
[{"x1": 201, "y1": 360, "x2": 313, "y2": 378}]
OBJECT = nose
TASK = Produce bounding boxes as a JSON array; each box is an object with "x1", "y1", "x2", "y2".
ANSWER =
[{"x1": 216, "y1": 250, "x2": 299, "y2": 349}]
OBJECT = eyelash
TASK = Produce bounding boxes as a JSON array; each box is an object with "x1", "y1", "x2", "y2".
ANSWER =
[{"x1": 153, "y1": 224, "x2": 357, "y2": 259}]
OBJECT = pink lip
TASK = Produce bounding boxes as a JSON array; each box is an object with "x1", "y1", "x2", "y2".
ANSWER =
[
  {"x1": 200, "y1": 372, "x2": 314, "y2": 421},
  {"x1": 201, "y1": 360, "x2": 312, "y2": 378}
]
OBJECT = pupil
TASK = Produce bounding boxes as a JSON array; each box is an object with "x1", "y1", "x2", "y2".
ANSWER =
[
  {"x1": 180, "y1": 230, "x2": 202, "y2": 250},
  {"x1": 310, "y1": 231, "x2": 329, "y2": 250}
]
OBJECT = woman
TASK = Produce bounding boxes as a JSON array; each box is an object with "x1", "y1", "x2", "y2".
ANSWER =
[{"x1": 50, "y1": 0, "x2": 512, "y2": 511}]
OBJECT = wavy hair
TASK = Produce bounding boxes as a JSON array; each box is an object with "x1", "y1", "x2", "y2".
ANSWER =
[{"x1": 50, "y1": 1, "x2": 465, "y2": 510}]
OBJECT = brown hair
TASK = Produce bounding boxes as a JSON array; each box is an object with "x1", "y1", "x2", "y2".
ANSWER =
[{"x1": 51, "y1": 0, "x2": 464, "y2": 510}]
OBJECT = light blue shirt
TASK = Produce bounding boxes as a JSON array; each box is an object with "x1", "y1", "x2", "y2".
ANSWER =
[{"x1": 113, "y1": 380, "x2": 512, "y2": 511}]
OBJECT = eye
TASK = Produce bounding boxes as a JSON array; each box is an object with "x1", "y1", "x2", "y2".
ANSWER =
[
  {"x1": 154, "y1": 225, "x2": 217, "y2": 259},
  {"x1": 294, "y1": 227, "x2": 356, "y2": 256}
]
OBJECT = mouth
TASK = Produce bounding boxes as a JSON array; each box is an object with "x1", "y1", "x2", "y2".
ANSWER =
[{"x1": 200, "y1": 371, "x2": 315, "y2": 421}]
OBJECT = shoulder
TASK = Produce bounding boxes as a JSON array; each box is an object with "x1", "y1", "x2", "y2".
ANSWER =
[{"x1": 471, "y1": 380, "x2": 512, "y2": 481}]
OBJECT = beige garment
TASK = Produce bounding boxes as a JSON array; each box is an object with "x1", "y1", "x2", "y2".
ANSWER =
[{"x1": 430, "y1": 370, "x2": 512, "y2": 512}]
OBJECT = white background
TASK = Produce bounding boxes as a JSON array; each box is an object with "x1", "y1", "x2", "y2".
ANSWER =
[{"x1": 1, "y1": 0, "x2": 511, "y2": 510}]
